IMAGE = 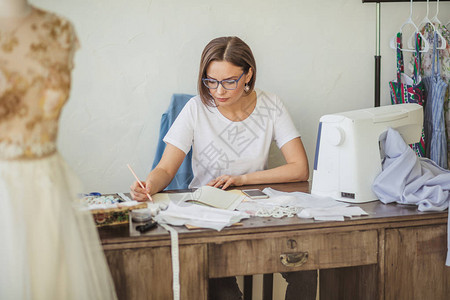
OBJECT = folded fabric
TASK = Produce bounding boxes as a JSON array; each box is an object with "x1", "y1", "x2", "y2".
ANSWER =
[
  {"x1": 261, "y1": 188, "x2": 349, "y2": 208},
  {"x1": 372, "y1": 127, "x2": 450, "y2": 266},
  {"x1": 154, "y1": 202, "x2": 249, "y2": 231},
  {"x1": 297, "y1": 206, "x2": 368, "y2": 220},
  {"x1": 236, "y1": 188, "x2": 365, "y2": 220}
]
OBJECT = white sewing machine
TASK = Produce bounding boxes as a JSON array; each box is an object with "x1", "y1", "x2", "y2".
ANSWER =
[{"x1": 311, "y1": 103, "x2": 423, "y2": 203}]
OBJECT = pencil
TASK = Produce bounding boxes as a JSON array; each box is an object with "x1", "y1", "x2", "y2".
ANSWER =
[{"x1": 127, "y1": 164, "x2": 153, "y2": 202}]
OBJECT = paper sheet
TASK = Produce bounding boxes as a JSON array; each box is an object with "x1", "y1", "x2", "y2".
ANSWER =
[
  {"x1": 187, "y1": 186, "x2": 245, "y2": 210},
  {"x1": 151, "y1": 192, "x2": 192, "y2": 206},
  {"x1": 151, "y1": 186, "x2": 245, "y2": 210}
]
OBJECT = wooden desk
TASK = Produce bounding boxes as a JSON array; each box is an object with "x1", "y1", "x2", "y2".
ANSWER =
[{"x1": 99, "y1": 182, "x2": 450, "y2": 300}]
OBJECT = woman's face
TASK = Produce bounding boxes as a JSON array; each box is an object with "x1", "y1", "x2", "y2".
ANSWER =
[{"x1": 205, "y1": 60, "x2": 253, "y2": 108}]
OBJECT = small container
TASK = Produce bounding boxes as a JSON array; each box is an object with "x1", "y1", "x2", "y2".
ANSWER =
[{"x1": 130, "y1": 208, "x2": 152, "y2": 223}]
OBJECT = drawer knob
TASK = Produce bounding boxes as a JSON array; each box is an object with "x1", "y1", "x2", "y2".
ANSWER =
[
  {"x1": 280, "y1": 252, "x2": 308, "y2": 267},
  {"x1": 287, "y1": 239, "x2": 297, "y2": 249}
]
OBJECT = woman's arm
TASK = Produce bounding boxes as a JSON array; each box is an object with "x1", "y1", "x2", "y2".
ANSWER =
[
  {"x1": 130, "y1": 143, "x2": 186, "y2": 201},
  {"x1": 208, "y1": 137, "x2": 309, "y2": 189}
]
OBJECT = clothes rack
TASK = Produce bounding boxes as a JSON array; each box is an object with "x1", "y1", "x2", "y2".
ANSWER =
[{"x1": 362, "y1": 0, "x2": 450, "y2": 107}]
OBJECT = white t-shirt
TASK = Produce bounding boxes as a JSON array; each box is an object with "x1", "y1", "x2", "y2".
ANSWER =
[{"x1": 164, "y1": 89, "x2": 300, "y2": 188}]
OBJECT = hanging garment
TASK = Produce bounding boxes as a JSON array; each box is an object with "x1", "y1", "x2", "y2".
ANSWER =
[
  {"x1": 423, "y1": 32, "x2": 449, "y2": 169},
  {"x1": 419, "y1": 23, "x2": 450, "y2": 82},
  {"x1": 389, "y1": 32, "x2": 426, "y2": 157},
  {"x1": 413, "y1": 23, "x2": 450, "y2": 168},
  {"x1": 438, "y1": 25, "x2": 450, "y2": 169}
]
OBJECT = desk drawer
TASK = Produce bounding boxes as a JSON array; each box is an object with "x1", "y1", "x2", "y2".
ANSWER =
[{"x1": 209, "y1": 229, "x2": 378, "y2": 278}]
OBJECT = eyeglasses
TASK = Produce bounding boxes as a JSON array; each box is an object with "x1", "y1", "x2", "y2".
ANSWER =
[{"x1": 202, "y1": 71, "x2": 245, "y2": 90}]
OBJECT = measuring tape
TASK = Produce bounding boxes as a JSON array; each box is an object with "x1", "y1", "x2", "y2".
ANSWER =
[
  {"x1": 160, "y1": 223, "x2": 180, "y2": 300},
  {"x1": 121, "y1": 191, "x2": 181, "y2": 297}
]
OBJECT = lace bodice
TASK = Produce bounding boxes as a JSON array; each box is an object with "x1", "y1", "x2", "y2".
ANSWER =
[{"x1": 0, "y1": 7, "x2": 78, "y2": 160}]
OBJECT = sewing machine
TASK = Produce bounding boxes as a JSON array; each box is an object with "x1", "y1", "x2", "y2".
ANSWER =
[{"x1": 311, "y1": 103, "x2": 423, "y2": 203}]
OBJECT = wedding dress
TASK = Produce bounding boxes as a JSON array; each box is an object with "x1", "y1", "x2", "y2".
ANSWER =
[{"x1": 0, "y1": 7, "x2": 117, "y2": 299}]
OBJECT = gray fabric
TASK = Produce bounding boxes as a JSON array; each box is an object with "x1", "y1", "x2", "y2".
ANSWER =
[{"x1": 372, "y1": 127, "x2": 450, "y2": 266}]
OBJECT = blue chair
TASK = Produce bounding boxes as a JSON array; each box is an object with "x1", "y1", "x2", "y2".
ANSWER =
[{"x1": 152, "y1": 93, "x2": 194, "y2": 190}]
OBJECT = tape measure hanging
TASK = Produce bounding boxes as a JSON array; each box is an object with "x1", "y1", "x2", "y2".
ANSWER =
[{"x1": 160, "y1": 223, "x2": 180, "y2": 300}]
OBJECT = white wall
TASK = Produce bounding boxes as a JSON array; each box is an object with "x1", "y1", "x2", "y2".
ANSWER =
[{"x1": 32, "y1": 0, "x2": 450, "y2": 193}]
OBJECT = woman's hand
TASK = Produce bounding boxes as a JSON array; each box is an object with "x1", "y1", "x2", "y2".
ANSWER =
[
  {"x1": 207, "y1": 174, "x2": 247, "y2": 190},
  {"x1": 130, "y1": 180, "x2": 152, "y2": 202}
]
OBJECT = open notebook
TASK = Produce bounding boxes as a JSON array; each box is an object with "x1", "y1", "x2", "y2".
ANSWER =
[{"x1": 151, "y1": 186, "x2": 245, "y2": 210}]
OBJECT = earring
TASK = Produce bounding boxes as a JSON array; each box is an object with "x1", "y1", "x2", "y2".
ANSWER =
[{"x1": 244, "y1": 83, "x2": 250, "y2": 92}]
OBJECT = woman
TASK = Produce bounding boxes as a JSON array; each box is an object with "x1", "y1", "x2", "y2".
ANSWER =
[
  {"x1": 131, "y1": 36, "x2": 308, "y2": 197},
  {"x1": 131, "y1": 36, "x2": 316, "y2": 300}
]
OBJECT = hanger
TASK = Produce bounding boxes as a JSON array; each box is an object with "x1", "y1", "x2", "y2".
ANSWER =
[
  {"x1": 440, "y1": 0, "x2": 450, "y2": 29},
  {"x1": 432, "y1": 0, "x2": 449, "y2": 49},
  {"x1": 431, "y1": 0, "x2": 442, "y2": 24},
  {"x1": 407, "y1": 0, "x2": 446, "y2": 50},
  {"x1": 390, "y1": 0, "x2": 429, "y2": 53}
]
